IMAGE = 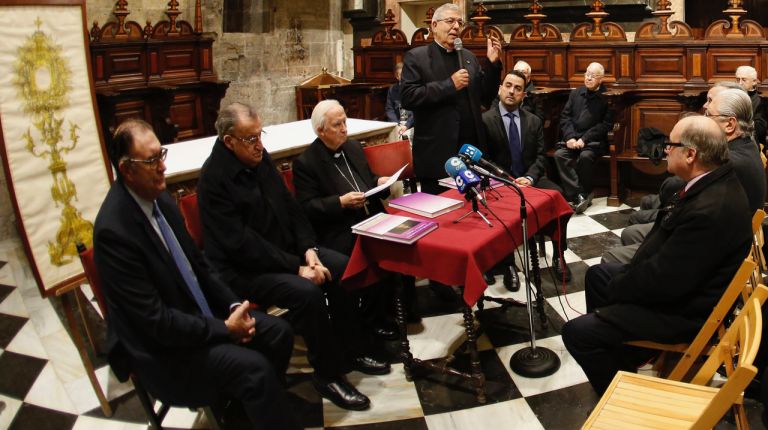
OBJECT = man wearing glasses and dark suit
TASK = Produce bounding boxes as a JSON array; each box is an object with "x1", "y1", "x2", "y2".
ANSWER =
[{"x1": 400, "y1": 2, "x2": 502, "y2": 195}]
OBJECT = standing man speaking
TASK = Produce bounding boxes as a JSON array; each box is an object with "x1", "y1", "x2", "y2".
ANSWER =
[{"x1": 401, "y1": 2, "x2": 502, "y2": 194}]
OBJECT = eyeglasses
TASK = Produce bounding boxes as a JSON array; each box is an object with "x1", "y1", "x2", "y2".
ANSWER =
[
  {"x1": 436, "y1": 17, "x2": 465, "y2": 28},
  {"x1": 704, "y1": 111, "x2": 731, "y2": 119},
  {"x1": 229, "y1": 130, "x2": 266, "y2": 146},
  {"x1": 584, "y1": 73, "x2": 604, "y2": 79},
  {"x1": 663, "y1": 139, "x2": 686, "y2": 150},
  {"x1": 123, "y1": 147, "x2": 167, "y2": 168}
]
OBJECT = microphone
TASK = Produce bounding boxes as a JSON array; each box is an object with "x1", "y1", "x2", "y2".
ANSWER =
[
  {"x1": 454, "y1": 38, "x2": 465, "y2": 69},
  {"x1": 458, "y1": 143, "x2": 512, "y2": 179},
  {"x1": 454, "y1": 166, "x2": 488, "y2": 208},
  {"x1": 444, "y1": 156, "x2": 466, "y2": 179}
]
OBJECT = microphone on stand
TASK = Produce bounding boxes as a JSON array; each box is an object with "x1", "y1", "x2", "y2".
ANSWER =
[
  {"x1": 458, "y1": 144, "x2": 513, "y2": 180},
  {"x1": 454, "y1": 38, "x2": 465, "y2": 69},
  {"x1": 454, "y1": 168, "x2": 489, "y2": 209}
]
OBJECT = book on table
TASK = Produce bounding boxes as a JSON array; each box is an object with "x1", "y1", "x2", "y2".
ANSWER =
[
  {"x1": 387, "y1": 192, "x2": 464, "y2": 218},
  {"x1": 352, "y1": 212, "x2": 438, "y2": 244}
]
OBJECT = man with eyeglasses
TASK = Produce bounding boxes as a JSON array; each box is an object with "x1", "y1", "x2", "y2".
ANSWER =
[
  {"x1": 93, "y1": 119, "x2": 300, "y2": 430},
  {"x1": 602, "y1": 88, "x2": 765, "y2": 265},
  {"x1": 400, "y1": 2, "x2": 502, "y2": 195},
  {"x1": 563, "y1": 115, "x2": 753, "y2": 395},
  {"x1": 197, "y1": 103, "x2": 388, "y2": 411},
  {"x1": 554, "y1": 62, "x2": 614, "y2": 214}
]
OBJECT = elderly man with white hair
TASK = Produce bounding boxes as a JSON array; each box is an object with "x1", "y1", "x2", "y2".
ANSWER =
[
  {"x1": 513, "y1": 60, "x2": 542, "y2": 120},
  {"x1": 736, "y1": 65, "x2": 767, "y2": 145}
]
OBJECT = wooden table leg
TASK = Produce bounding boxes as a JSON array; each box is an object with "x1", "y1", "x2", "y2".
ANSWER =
[
  {"x1": 462, "y1": 305, "x2": 486, "y2": 403},
  {"x1": 395, "y1": 279, "x2": 415, "y2": 380}
]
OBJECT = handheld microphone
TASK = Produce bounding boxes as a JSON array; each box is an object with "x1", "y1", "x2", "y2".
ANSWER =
[
  {"x1": 454, "y1": 166, "x2": 488, "y2": 208},
  {"x1": 458, "y1": 143, "x2": 512, "y2": 179},
  {"x1": 444, "y1": 156, "x2": 467, "y2": 179},
  {"x1": 454, "y1": 38, "x2": 465, "y2": 69}
]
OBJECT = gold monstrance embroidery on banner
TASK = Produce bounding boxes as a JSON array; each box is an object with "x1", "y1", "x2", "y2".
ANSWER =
[{"x1": 13, "y1": 18, "x2": 93, "y2": 266}]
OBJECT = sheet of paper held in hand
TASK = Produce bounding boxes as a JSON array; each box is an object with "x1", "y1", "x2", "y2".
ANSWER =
[{"x1": 364, "y1": 164, "x2": 407, "y2": 197}]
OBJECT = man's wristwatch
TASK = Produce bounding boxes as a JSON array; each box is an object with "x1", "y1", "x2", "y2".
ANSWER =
[{"x1": 308, "y1": 247, "x2": 320, "y2": 254}]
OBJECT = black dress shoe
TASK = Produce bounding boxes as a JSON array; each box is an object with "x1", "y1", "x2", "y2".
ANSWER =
[
  {"x1": 551, "y1": 254, "x2": 572, "y2": 282},
  {"x1": 313, "y1": 376, "x2": 370, "y2": 411},
  {"x1": 502, "y1": 265, "x2": 520, "y2": 292},
  {"x1": 351, "y1": 355, "x2": 391, "y2": 375},
  {"x1": 571, "y1": 193, "x2": 590, "y2": 214},
  {"x1": 483, "y1": 272, "x2": 496, "y2": 285},
  {"x1": 371, "y1": 325, "x2": 398, "y2": 341}
]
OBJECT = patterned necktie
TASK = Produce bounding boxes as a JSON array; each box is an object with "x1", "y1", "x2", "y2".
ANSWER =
[
  {"x1": 152, "y1": 202, "x2": 213, "y2": 317},
  {"x1": 506, "y1": 112, "x2": 524, "y2": 177}
]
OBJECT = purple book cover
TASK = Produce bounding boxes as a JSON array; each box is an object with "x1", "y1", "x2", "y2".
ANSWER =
[
  {"x1": 388, "y1": 192, "x2": 463, "y2": 218},
  {"x1": 353, "y1": 213, "x2": 437, "y2": 242}
]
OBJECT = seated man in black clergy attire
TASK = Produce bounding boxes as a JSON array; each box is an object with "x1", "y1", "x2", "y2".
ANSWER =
[
  {"x1": 401, "y1": 2, "x2": 502, "y2": 195},
  {"x1": 563, "y1": 115, "x2": 753, "y2": 395},
  {"x1": 385, "y1": 62, "x2": 414, "y2": 138},
  {"x1": 197, "y1": 102, "x2": 389, "y2": 411},
  {"x1": 736, "y1": 65, "x2": 767, "y2": 147},
  {"x1": 482, "y1": 70, "x2": 572, "y2": 285},
  {"x1": 554, "y1": 62, "x2": 614, "y2": 214},
  {"x1": 291, "y1": 99, "x2": 407, "y2": 337},
  {"x1": 93, "y1": 119, "x2": 299, "y2": 430}
]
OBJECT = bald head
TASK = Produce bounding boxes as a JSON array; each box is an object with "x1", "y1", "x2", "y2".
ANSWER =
[
  {"x1": 668, "y1": 115, "x2": 729, "y2": 178},
  {"x1": 513, "y1": 60, "x2": 532, "y2": 82}
]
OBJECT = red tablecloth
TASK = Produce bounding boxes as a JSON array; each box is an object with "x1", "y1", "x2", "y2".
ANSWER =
[{"x1": 342, "y1": 186, "x2": 573, "y2": 306}]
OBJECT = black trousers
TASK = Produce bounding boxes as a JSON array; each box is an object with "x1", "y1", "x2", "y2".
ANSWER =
[
  {"x1": 561, "y1": 263, "x2": 655, "y2": 394},
  {"x1": 137, "y1": 312, "x2": 300, "y2": 430},
  {"x1": 554, "y1": 147, "x2": 601, "y2": 200},
  {"x1": 232, "y1": 247, "x2": 359, "y2": 378}
]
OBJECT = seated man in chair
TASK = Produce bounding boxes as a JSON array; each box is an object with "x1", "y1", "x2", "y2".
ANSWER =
[
  {"x1": 482, "y1": 70, "x2": 572, "y2": 284},
  {"x1": 197, "y1": 102, "x2": 389, "y2": 412},
  {"x1": 563, "y1": 115, "x2": 753, "y2": 394},
  {"x1": 554, "y1": 62, "x2": 614, "y2": 214},
  {"x1": 94, "y1": 119, "x2": 299, "y2": 430}
]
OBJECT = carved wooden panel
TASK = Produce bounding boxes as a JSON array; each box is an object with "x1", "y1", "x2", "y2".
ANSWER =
[
  {"x1": 567, "y1": 49, "x2": 615, "y2": 84},
  {"x1": 635, "y1": 49, "x2": 687, "y2": 84},
  {"x1": 170, "y1": 91, "x2": 203, "y2": 140},
  {"x1": 629, "y1": 99, "x2": 683, "y2": 151},
  {"x1": 707, "y1": 49, "x2": 759, "y2": 82}
]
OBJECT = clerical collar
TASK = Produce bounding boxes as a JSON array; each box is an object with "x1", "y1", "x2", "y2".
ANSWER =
[{"x1": 434, "y1": 40, "x2": 454, "y2": 53}]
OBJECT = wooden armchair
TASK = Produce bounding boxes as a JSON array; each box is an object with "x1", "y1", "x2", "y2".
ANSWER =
[
  {"x1": 363, "y1": 139, "x2": 417, "y2": 194},
  {"x1": 624, "y1": 255, "x2": 760, "y2": 382},
  {"x1": 583, "y1": 289, "x2": 766, "y2": 430}
]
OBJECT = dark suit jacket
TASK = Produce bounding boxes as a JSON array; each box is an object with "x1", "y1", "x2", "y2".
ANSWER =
[
  {"x1": 401, "y1": 42, "x2": 502, "y2": 179},
  {"x1": 385, "y1": 82, "x2": 414, "y2": 128},
  {"x1": 198, "y1": 139, "x2": 317, "y2": 282},
  {"x1": 596, "y1": 163, "x2": 752, "y2": 343},
  {"x1": 749, "y1": 90, "x2": 767, "y2": 146},
  {"x1": 292, "y1": 138, "x2": 388, "y2": 255},
  {"x1": 94, "y1": 183, "x2": 237, "y2": 389},
  {"x1": 560, "y1": 85, "x2": 614, "y2": 151},
  {"x1": 482, "y1": 102, "x2": 547, "y2": 183}
]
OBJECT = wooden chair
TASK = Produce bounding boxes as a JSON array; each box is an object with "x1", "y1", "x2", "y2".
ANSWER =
[
  {"x1": 77, "y1": 245, "x2": 221, "y2": 430},
  {"x1": 362, "y1": 139, "x2": 418, "y2": 193},
  {"x1": 749, "y1": 209, "x2": 766, "y2": 290},
  {"x1": 583, "y1": 289, "x2": 765, "y2": 430},
  {"x1": 624, "y1": 256, "x2": 758, "y2": 381}
]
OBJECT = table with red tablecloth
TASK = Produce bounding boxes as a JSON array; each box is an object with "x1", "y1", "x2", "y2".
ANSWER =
[{"x1": 342, "y1": 186, "x2": 573, "y2": 306}]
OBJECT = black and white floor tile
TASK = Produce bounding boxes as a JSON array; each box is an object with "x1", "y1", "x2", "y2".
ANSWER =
[{"x1": 0, "y1": 197, "x2": 766, "y2": 429}]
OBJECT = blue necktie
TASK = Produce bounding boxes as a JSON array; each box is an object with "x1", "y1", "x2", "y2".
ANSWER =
[
  {"x1": 505, "y1": 112, "x2": 524, "y2": 177},
  {"x1": 152, "y1": 202, "x2": 213, "y2": 317}
]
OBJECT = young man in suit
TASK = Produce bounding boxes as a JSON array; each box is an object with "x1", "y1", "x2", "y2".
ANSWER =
[
  {"x1": 93, "y1": 120, "x2": 299, "y2": 430},
  {"x1": 401, "y1": 2, "x2": 502, "y2": 195},
  {"x1": 482, "y1": 70, "x2": 572, "y2": 284}
]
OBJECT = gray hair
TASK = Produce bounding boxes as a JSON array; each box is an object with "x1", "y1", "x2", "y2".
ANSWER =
[
  {"x1": 311, "y1": 99, "x2": 343, "y2": 135},
  {"x1": 432, "y1": 3, "x2": 459, "y2": 23},
  {"x1": 713, "y1": 80, "x2": 743, "y2": 91},
  {"x1": 736, "y1": 65, "x2": 758, "y2": 80},
  {"x1": 714, "y1": 88, "x2": 755, "y2": 137},
  {"x1": 215, "y1": 102, "x2": 259, "y2": 140},
  {"x1": 680, "y1": 116, "x2": 729, "y2": 168},
  {"x1": 587, "y1": 62, "x2": 605, "y2": 76},
  {"x1": 513, "y1": 60, "x2": 531, "y2": 74}
]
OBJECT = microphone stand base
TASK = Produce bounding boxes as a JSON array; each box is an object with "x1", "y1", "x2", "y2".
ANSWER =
[{"x1": 510, "y1": 346, "x2": 561, "y2": 378}]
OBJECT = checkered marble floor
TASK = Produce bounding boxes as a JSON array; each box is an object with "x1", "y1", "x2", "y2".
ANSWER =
[{"x1": 0, "y1": 197, "x2": 766, "y2": 429}]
